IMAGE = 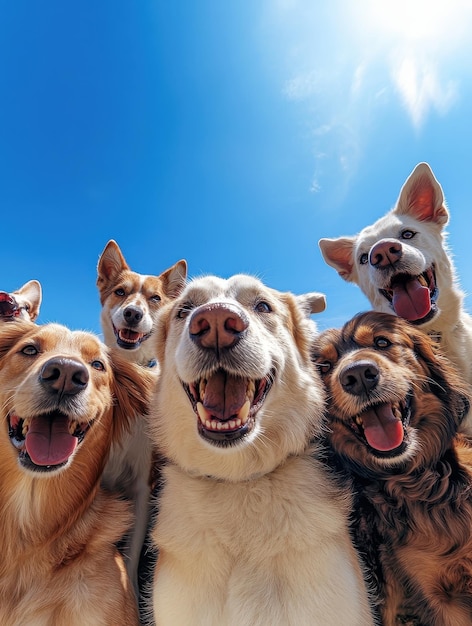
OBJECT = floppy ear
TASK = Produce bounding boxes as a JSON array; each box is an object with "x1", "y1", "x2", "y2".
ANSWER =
[
  {"x1": 296, "y1": 292, "x2": 326, "y2": 316},
  {"x1": 109, "y1": 350, "x2": 156, "y2": 439},
  {"x1": 412, "y1": 330, "x2": 471, "y2": 431},
  {"x1": 16, "y1": 280, "x2": 42, "y2": 321},
  {"x1": 161, "y1": 259, "x2": 188, "y2": 298},
  {"x1": 395, "y1": 162, "x2": 449, "y2": 226},
  {"x1": 319, "y1": 237, "x2": 356, "y2": 281},
  {"x1": 0, "y1": 319, "x2": 36, "y2": 360},
  {"x1": 97, "y1": 239, "x2": 129, "y2": 285}
]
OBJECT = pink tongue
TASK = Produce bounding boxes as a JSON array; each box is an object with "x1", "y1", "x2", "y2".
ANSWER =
[
  {"x1": 392, "y1": 278, "x2": 431, "y2": 321},
  {"x1": 361, "y1": 404, "x2": 404, "y2": 452},
  {"x1": 203, "y1": 370, "x2": 247, "y2": 420},
  {"x1": 25, "y1": 414, "x2": 77, "y2": 466}
]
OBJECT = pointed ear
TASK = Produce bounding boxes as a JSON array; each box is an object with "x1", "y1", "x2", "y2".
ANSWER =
[
  {"x1": 16, "y1": 280, "x2": 42, "y2": 321},
  {"x1": 97, "y1": 240, "x2": 129, "y2": 284},
  {"x1": 319, "y1": 237, "x2": 356, "y2": 281},
  {"x1": 395, "y1": 163, "x2": 449, "y2": 225},
  {"x1": 296, "y1": 292, "x2": 326, "y2": 316},
  {"x1": 161, "y1": 260, "x2": 187, "y2": 298},
  {"x1": 110, "y1": 350, "x2": 156, "y2": 439}
]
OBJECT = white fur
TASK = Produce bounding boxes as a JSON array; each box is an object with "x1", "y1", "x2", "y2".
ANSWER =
[
  {"x1": 150, "y1": 274, "x2": 374, "y2": 626},
  {"x1": 319, "y1": 162, "x2": 472, "y2": 434}
]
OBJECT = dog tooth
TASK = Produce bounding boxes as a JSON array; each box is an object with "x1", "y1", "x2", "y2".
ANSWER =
[
  {"x1": 418, "y1": 274, "x2": 428, "y2": 287},
  {"x1": 211, "y1": 420, "x2": 218, "y2": 430},
  {"x1": 228, "y1": 420, "x2": 236, "y2": 429},
  {"x1": 247, "y1": 380, "x2": 255, "y2": 398},
  {"x1": 239, "y1": 400, "x2": 251, "y2": 424},
  {"x1": 205, "y1": 420, "x2": 212, "y2": 429},
  {"x1": 216, "y1": 422, "x2": 223, "y2": 430},
  {"x1": 196, "y1": 402, "x2": 208, "y2": 424},
  {"x1": 236, "y1": 418, "x2": 241, "y2": 427}
]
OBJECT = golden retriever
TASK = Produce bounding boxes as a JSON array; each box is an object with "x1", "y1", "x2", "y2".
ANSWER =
[
  {"x1": 319, "y1": 163, "x2": 472, "y2": 434},
  {"x1": 0, "y1": 279, "x2": 42, "y2": 322},
  {"x1": 148, "y1": 274, "x2": 374, "y2": 626},
  {"x1": 312, "y1": 311, "x2": 472, "y2": 626},
  {"x1": 0, "y1": 320, "x2": 154, "y2": 626},
  {"x1": 97, "y1": 239, "x2": 187, "y2": 598}
]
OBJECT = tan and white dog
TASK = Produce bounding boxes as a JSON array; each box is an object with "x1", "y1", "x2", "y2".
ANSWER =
[
  {"x1": 0, "y1": 280, "x2": 42, "y2": 322},
  {"x1": 0, "y1": 320, "x2": 154, "y2": 626},
  {"x1": 149, "y1": 274, "x2": 374, "y2": 626},
  {"x1": 97, "y1": 240, "x2": 187, "y2": 598},
  {"x1": 319, "y1": 162, "x2": 472, "y2": 434}
]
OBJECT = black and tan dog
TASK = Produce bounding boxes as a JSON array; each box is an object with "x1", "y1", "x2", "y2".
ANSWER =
[{"x1": 312, "y1": 311, "x2": 472, "y2": 626}]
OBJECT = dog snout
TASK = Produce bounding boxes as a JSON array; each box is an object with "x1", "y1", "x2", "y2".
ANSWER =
[
  {"x1": 340, "y1": 360, "x2": 379, "y2": 395},
  {"x1": 189, "y1": 302, "x2": 249, "y2": 351},
  {"x1": 123, "y1": 305, "x2": 143, "y2": 326},
  {"x1": 369, "y1": 239, "x2": 402, "y2": 268},
  {"x1": 40, "y1": 357, "x2": 89, "y2": 396}
]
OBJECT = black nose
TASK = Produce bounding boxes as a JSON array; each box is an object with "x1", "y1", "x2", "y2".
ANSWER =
[
  {"x1": 123, "y1": 306, "x2": 143, "y2": 325},
  {"x1": 339, "y1": 360, "x2": 379, "y2": 395},
  {"x1": 40, "y1": 357, "x2": 89, "y2": 396}
]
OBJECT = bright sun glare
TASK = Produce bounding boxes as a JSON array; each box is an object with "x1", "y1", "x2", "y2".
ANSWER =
[{"x1": 366, "y1": 0, "x2": 467, "y2": 45}]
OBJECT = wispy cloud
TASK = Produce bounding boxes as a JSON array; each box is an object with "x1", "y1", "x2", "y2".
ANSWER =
[{"x1": 265, "y1": 0, "x2": 472, "y2": 192}]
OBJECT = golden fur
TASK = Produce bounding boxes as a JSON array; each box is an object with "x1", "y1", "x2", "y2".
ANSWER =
[
  {"x1": 312, "y1": 312, "x2": 472, "y2": 625},
  {"x1": 0, "y1": 280, "x2": 42, "y2": 322},
  {"x1": 0, "y1": 320, "x2": 154, "y2": 626},
  {"x1": 148, "y1": 274, "x2": 374, "y2": 626},
  {"x1": 319, "y1": 162, "x2": 472, "y2": 435},
  {"x1": 97, "y1": 239, "x2": 187, "y2": 596}
]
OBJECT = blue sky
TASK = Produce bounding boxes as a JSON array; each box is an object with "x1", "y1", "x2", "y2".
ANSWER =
[{"x1": 1, "y1": 0, "x2": 472, "y2": 336}]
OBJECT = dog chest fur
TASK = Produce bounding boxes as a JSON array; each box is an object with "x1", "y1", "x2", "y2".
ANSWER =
[{"x1": 153, "y1": 454, "x2": 371, "y2": 626}]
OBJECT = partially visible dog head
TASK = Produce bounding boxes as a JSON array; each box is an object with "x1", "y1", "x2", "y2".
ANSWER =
[
  {"x1": 97, "y1": 239, "x2": 187, "y2": 364},
  {"x1": 312, "y1": 312, "x2": 470, "y2": 474},
  {"x1": 0, "y1": 280, "x2": 42, "y2": 322},
  {"x1": 0, "y1": 320, "x2": 153, "y2": 476},
  {"x1": 150, "y1": 274, "x2": 327, "y2": 481},
  {"x1": 319, "y1": 163, "x2": 455, "y2": 327}
]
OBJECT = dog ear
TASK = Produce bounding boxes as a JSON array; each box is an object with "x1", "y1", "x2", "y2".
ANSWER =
[
  {"x1": 0, "y1": 319, "x2": 36, "y2": 360},
  {"x1": 319, "y1": 237, "x2": 356, "y2": 281},
  {"x1": 161, "y1": 260, "x2": 188, "y2": 298},
  {"x1": 296, "y1": 292, "x2": 326, "y2": 315},
  {"x1": 412, "y1": 329, "x2": 471, "y2": 430},
  {"x1": 15, "y1": 280, "x2": 42, "y2": 322},
  {"x1": 395, "y1": 162, "x2": 449, "y2": 225},
  {"x1": 109, "y1": 350, "x2": 156, "y2": 438},
  {"x1": 97, "y1": 239, "x2": 129, "y2": 284}
]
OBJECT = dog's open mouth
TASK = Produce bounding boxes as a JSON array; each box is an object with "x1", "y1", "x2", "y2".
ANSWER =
[
  {"x1": 349, "y1": 393, "x2": 412, "y2": 457},
  {"x1": 0, "y1": 292, "x2": 21, "y2": 319},
  {"x1": 8, "y1": 411, "x2": 90, "y2": 472},
  {"x1": 113, "y1": 324, "x2": 151, "y2": 350},
  {"x1": 379, "y1": 267, "x2": 438, "y2": 324},
  {"x1": 183, "y1": 368, "x2": 274, "y2": 446}
]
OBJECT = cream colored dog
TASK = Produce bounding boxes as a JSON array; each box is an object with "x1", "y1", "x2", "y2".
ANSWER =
[
  {"x1": 149, "y1": 274, "x2": 374, "y2": 626},
  {"x1": 319, "y1": 162, "x2": 472, "y2": 434}
]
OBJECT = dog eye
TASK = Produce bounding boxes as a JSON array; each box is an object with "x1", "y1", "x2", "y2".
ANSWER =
[
  {"x1": 359, "y1": 252, "x2": 368, "y2": 265},
  {"x1": 21, "y1": 345, "x2": 38, "y2": 356},
  {"x1": 374, "y1": 336, "x2": 391, "y2": 348},
  {"x1": 91, "y1": 360, "x2": 105, "y2": 371},
  {"x1": 401, "y1": 229, "x2": 416, "y2": 240},
  {"x1": 177, "y1": 303, "x2": 193, "y2": 319},
  {"x1": 114, "y1": 288, "x2": 126, "y2": 297},
  {"x1": 254, "y1": 301, "x2": 272, "y2": 313},
  {"x1": 150, "y1": 295, "x2": 161, "y2": 303},
  {"x1": 317, "y1": 361, "x2": 332, "y2": 374}
]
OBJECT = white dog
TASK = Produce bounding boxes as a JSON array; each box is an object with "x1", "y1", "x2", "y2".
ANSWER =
[
  {"x1": 149, "y1": 274, "x2": 374, "y2": 626},
  {"x1": 319, "y1": 162, "x2": 472, "y2": 434}
]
